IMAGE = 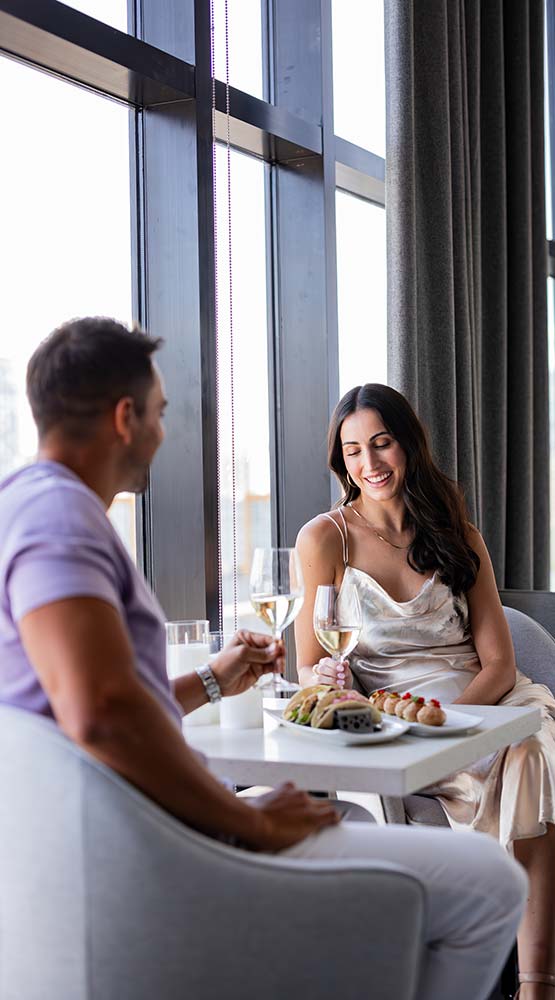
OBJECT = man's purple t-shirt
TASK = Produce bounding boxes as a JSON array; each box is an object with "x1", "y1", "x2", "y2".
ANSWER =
[{"x1": 0, "y1": 461, "x2": 182, "y2": 727}]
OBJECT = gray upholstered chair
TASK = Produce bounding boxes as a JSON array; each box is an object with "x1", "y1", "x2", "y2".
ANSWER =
[
  {"x1": 0, "y1": 705, "x2": 426, "y2": 1000},
  {"x1": 381, "y1": 590, "x2": 555, "y2": 828}
]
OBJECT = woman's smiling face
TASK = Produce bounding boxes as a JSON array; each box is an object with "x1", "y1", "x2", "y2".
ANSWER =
[{"x1": 340, "y1": 407, "x2": 407, "y2": 502}]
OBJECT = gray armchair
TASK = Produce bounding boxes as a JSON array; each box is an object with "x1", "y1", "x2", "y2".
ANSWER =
[
  {"x1": 381, "y1": 590, "x2": 555, "y2": 827},
  {"x1": 0, "y1": 705, "x2": 426, "y2": 1000}
]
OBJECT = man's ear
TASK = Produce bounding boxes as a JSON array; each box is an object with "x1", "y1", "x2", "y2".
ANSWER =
[{"x1": 113, "y1": 396, "x2": 135, "y2": 445}]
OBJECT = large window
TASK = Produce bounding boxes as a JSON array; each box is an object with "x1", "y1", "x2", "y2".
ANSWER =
[
  {"x1": 215, "y1": 147, "x2": 271, "y2": 632},
  {"x1": 332, "y1": 0, "x2": 385, "y2": 157},
  {"x1": 2, "y1": 2, "x2": 387, "y2": 624},
  {"x1": 60, "y1": 0, "x2": 128, "y2": 32},
  {"x1": 213, "y1": 0, "x2": 263, "y2": 98},
  {"x1": 0, "y1": 55, "x2": 135, "y2": 556},
  {"x1": 336, "y1": 192, "x2": 387, "y2": 396}
]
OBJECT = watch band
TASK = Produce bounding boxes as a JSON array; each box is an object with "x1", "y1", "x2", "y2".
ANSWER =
[{"x1": 195, "y1": 662, "x2": 222, "y2": 703}]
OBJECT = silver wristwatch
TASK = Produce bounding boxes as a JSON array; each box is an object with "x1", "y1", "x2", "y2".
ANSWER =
[{"x1": 195, "y1": 663, "x2": 222, "y2": 703}]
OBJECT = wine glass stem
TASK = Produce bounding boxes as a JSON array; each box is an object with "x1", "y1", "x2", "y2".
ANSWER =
[{"x1": 271, "y1": 629, "x2": 285, "y2": 694}]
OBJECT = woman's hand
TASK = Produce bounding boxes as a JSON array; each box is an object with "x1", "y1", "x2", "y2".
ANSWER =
[
  {"x1": 311, "y1": 656, "x2": 353, "y2": 689},
  {"x1": 211, "y1": 630, "x2": 285, "y2": 697}
]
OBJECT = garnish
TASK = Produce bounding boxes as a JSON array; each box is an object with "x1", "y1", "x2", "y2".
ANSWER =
[
  {"x1": 401, "y1": 692, "x2": 412, "y2": 700},
  {"x1": 430, "y1": 699, "x2": 441, "y2": 707}
]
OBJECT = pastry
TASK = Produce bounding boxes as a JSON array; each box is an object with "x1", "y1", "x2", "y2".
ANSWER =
[
  {"x1": 383, "y1": 692, "x2": 401, "y2": 715},
  {"x1": 395, "y1": 692, "x2": 413, "y2": 717},
  {"x1": 416, "y1": 699, "x2": 447, "y2": 726},
  {"x1": 369, "y1": 689, "x2": 389, "y2": 711},
  {"x1": 400, "y1": 696, "x2": 425, "y2": 722}
]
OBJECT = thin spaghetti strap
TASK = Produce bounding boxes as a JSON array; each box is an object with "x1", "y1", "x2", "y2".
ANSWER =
[
  {"x1": 322, "y1": 511, "x2": 348, "y2": 567},
  {"x1": 337, "y1": 507, "x2": 349, "y2": 565}
]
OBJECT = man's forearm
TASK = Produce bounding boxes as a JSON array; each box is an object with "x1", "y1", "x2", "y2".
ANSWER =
[
  {"x1": 60, "y1": 680, "x2": 262, "y2": 847},
  {"x1": 172, "y1": 671, "x2": 210, "y2": 714}
]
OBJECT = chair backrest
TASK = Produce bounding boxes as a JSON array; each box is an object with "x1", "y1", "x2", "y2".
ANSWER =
[
  {"x1": 502, "y1": 604, "x2": 555, "y2": 695},
  {"x1": 499, "y1": 589, "x2": 555, "y2": 638},
  {"x1": 0, "y1": 705, "x2": 425, "y2": 1000}
]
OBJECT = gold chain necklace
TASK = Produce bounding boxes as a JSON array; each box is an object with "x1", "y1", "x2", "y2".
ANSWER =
[{"x1": 347, "y1": 503, "x2": 411, "y2": 551}]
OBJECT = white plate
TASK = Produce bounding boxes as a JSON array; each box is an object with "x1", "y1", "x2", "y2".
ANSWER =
[
  {"x1": 400, "y1": 707, "x2": 484, "y2": 738},
  {"x1": 264, "y1": 708, "x2": 410, "y2": 746}
]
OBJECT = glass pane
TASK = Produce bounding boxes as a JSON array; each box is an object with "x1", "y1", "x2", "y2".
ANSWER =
[
  {"x1": 0, "y1": 57, "x2": 135, "y2": 557},
  {"x1": 215, "y1": 147, "x2": 272, "y2": 632},
  {"x1": 59, "y1": 0, "x2": 128, "y2": 33},
  {"x1": 336, "y1": 191, "x2": 387, "y2": 396},
  {"x1": 549, "y1": 279, "x2": 555, "y2": 587},
  {"x1": 213, "y1": 0, "x2": 263, "y2": 98},
  {"x1": 332, "y1": 0, "x2": 385, "y2": 156}
]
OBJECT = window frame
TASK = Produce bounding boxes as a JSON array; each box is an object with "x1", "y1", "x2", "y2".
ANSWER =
[{"x1": 0, "y1": 0, "x2": 385, "y2": 629}]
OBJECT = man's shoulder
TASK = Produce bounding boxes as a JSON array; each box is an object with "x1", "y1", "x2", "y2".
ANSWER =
[{"x1": 0, "y1": 462, "x2": 110, "y2": 543}]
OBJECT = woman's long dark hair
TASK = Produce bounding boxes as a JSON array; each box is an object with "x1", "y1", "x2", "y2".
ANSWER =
[{"x1": 328, "y1": 384, "x2": 480, "y2": 596}]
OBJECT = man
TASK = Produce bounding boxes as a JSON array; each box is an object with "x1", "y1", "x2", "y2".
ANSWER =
[{"x1": 0, "y1": 317, "x2": 527, "y2": 999}]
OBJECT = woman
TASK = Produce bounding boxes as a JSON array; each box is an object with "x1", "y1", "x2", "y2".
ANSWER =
[{"x1": 295, "y1": 383, "x2": 555, "y2": 1000}]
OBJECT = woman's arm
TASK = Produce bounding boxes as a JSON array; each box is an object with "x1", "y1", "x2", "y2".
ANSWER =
[
  {"x1": 294, "y1": 515, "x2": 352, "y2": 688},
  {"x1": 453, "y1": 528, "x2": 516, "y2": 705}
]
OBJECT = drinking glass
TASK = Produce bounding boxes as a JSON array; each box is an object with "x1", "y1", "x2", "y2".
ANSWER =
[
  {"x1": 249, "y1": 547, "x2": 304, "y2": 693},
  {"x1": 165, "y1": 619, "x2": 218, "y2": 726},
  {"x1": 313, "y1": 584, "x2": 362, "y2": 666}
]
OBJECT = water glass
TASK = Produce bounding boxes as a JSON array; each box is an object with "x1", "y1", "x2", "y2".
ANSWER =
[{"x1": 166, "y1": 619, "x2": 218, "y2": 726}]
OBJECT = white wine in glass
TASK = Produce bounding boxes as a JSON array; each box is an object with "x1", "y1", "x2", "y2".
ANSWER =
[
  {"x1": 313, "y1": 584, "x2": 362, "y2": 664},
  {"x1": 250, "y1": 547, "x2": 304, "y2": 693}
]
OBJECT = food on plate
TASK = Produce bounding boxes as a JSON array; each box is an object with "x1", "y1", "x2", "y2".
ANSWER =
[
  {"x1": 395, "y1": 693, "x2": 426, "y2": 722},
  {"x1": 283, "y1": 684, "x2": 337, "y2": 725},
  {"x1": 311, "y1": 689, "x2": 382, "y2": 730},
  {"x1": 377, "y1": 690, "x2": 447, "y2": 726},
  {"x1": 368, "y1": 689, "x2": 389, "y2": 711},
  {"x1": 416, "y1": 699, "x2": 447, "y2": 726},
  {"x1": 382, "y1": 692, "x2": 402, "y2": 715}
]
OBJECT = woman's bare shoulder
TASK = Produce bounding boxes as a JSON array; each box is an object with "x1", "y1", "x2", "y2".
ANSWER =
[
  {"x1": 465, "y1": 523, "x2": 488, "y2": 553},
  {"x1": 296, "y1": 510, "x2": 345, "y2": 552}
]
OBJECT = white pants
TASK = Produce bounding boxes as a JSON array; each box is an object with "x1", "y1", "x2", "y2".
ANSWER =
[{"x1": 281, "y1": 821, "x2": 527, "y2": 1000}]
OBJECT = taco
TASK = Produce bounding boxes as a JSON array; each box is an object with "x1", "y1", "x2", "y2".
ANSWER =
[
  {"x1": 311, "y1": 689, "x2": 381, "y2": 730},
  {"x1": 283, "y1": 684, "x2": 338, "y2": 725}
]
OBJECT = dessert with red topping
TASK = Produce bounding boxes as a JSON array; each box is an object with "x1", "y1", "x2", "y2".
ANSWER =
[
  {"x1": 383, "y1": 692, "x2": 402, "y2": 715},
  {"x1": 399, "y1": 695, "x2": 426, "y2": 722},
  {"x1": 416, "y1": 699, "x2": 447, "y2": 726},
  {"x1": 368, "y1": 689, "x2": 389, "y2": 711}
]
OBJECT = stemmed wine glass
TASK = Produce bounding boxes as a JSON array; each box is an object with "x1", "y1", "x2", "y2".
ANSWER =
[
  {"x1": 249, "y1": 547, "x2": 304, "y2": 693},
  {"x1": 313, "y1": 583, "x2": 362, "y2": 670}
]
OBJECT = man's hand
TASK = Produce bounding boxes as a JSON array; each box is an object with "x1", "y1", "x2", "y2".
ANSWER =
[
  {"x1": 211, "y1": 631, "x2": 285, "y2": 697},
  {"x1": 246, "y1": 782, "x2": 340, "y2": 851}
]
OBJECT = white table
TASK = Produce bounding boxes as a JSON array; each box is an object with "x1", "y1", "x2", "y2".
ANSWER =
[{"x1": 186, "y1": 704, "x2": 541, "y2": 797}]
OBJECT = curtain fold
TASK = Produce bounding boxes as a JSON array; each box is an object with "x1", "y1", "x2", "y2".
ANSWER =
[{"x1": 385, "y1": 0, "x2": 549, "y2": 589}]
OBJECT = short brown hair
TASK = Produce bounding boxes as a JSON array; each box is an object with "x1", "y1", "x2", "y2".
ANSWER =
[{"x1": 27, "y1": 317, "x2": 163, "y2": 439}]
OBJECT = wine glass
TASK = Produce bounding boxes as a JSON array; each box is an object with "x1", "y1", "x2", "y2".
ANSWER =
[
  {"x1": 249, "y1": 547, "x2": 304, "y2": 693},
  {"x1": 313, "y1": 584, "x2": 362, "y2": 672}
]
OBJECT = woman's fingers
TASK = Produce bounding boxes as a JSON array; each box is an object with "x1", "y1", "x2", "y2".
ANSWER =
[{"x1": 312, "y1": 657, "x2": 352, "y2": 688}]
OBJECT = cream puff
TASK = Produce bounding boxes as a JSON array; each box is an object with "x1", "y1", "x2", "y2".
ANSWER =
[
  {"x1": 400, "y1": 696, "x2": 426, "y2": 722},
  {"x1": 395, "y1": 692, "x2": 413, "y2": 717},
  {"x1": 369, "y1": 689, "x2": 389, "y2": 711},
  {"x1": 383, "y1": 692, "x2": 401, "y2": 715},
  {"x1": 416, "y1": 699, "x2": 446, "y2": 726}
]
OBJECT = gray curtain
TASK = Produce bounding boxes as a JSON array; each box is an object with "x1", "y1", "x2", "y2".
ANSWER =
[{"x1": 385, "y1": 0, "x2": 549, "y2": 589}]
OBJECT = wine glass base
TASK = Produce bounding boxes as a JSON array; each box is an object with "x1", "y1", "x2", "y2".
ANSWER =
[{"x1": 257, "y1": 674, "x2": 300, "y2": 698}]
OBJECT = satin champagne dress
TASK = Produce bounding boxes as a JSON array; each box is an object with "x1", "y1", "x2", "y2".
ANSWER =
[{"x1": 326, "y1": 508, "x2": 555, "y2": 851}]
